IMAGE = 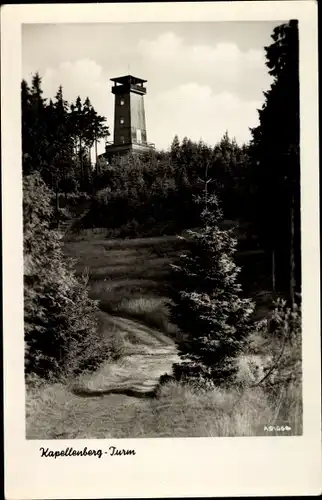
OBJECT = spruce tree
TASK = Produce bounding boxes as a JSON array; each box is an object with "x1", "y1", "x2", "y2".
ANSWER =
[
  {"x1": 249, "y1": 20, "x2": 300, "y2": 303},
  {"x1": 21, "y1": 79, "x2": 33, "y2": 174},
  {"x1": 169, "y1": 192, "x2": 255, "y2": 386},
  {"x1": 170, "y1": 135, "x2": 181, "y2": 164}
]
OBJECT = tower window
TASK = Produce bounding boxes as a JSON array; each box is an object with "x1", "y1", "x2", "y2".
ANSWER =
[
  {"x1": 137, "y1": 129, "x2": 142, "y2": 143},
  {"x1": 120, "y1": 117, "x2": 124, "y2": 124}
]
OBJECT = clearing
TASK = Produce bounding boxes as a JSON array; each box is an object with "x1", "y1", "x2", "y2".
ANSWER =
[
  {"x1": 26, "y1": 233, "x2": 185, "y2": 438},
  {"x1": 26, "y1": 230, "x2": 300, "y2": 438}
]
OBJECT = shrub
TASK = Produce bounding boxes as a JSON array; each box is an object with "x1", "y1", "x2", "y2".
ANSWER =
[
  {"x1": 57, "y1": 206, "x2": 70, "y2": 221},
  {"x1": 24, "y1": 173, "x2": 109, "y2": 380},
  {"x1": 255, "y1": 297, "x2": 302, "y2": 388}
]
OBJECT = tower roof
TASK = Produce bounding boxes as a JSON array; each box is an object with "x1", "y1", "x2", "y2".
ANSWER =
[{"x1": 110, "y1": 75, "x2": 147, "y2": 85}]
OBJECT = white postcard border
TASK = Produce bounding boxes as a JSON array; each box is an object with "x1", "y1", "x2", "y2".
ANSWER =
[{"x1": 1, "y1": 2, "x2": 321, "y2": 498}]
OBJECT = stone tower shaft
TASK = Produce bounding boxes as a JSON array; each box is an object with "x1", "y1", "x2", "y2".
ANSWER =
[
  {"x1": 111, "y1": 75, "x2": 148, "y2": 147},
  {"x1": 102, "y1": 74, "x2": 154, "y2": 159}
]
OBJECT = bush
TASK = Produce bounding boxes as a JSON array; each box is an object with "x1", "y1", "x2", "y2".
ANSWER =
[
  {"x1": 24, "y1": 173, "x2": 109, "y2": 380},
  {"x1": 255, "y1": 297, "x2": 302, "y2": 388}
]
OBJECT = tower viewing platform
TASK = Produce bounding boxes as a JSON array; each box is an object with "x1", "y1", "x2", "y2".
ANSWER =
[{"x1": 111, "y1": 75, "x2": 147, "y2": 96}]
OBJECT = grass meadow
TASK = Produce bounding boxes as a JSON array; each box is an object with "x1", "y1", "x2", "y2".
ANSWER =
[{"x1": 26, "y1": 228, "x2": 302, "y2": 439}]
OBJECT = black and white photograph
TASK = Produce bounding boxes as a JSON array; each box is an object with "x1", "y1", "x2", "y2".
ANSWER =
[
  {"x1": 2, "y1": 2, "x2": 321, "y2": 499},
  {"x1": 22, "y1": 17, "x2": 303, "y2": 439}
]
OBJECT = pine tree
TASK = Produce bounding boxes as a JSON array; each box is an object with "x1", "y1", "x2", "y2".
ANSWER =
[
  {"x1": 22, "y1": 73, "x2": 49, "y2": 175},
  {"x1": 47, "y1": 86, "x2": 76, "y2": 209},
  {"x1": 21, "y1": 79, "x2": 32, "y2": 174},
  {"x1": 170, "y1": 134, "x2": 181, "y2": 164},
  {"x1": 73, "y1": 96, "x2": 85, "y2": 176},
  {"x1": 169, "y1": 192, "x2": 255, "y2": 386},
  {"x1": 82, "y1": 96, "x2": 110, "y2": 174},
  {"x1": 53, "y1": 86, "x2": 78, "y2": 198},
  {"x1": 249, "y1": 20, "x2": 300, "y2": 303},
  {"x1": 83, "y1": 96, "x2": 95, "y2": 164}
]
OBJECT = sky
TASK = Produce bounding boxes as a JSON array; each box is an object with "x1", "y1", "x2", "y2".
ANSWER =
[{"x1": 22, "y1": 21, "x2": 283, "y2": 153}]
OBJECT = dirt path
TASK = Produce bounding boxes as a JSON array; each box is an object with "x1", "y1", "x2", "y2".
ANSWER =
[
  {"x1": 26, "y1": 312, "x2": 180, "y2": 439},
  {"x1": 26, "y1": 231, "x2": 182, "y2": 439},
  {"x1": 74, "y1": 312, "x2": 180, "y2": 397}
]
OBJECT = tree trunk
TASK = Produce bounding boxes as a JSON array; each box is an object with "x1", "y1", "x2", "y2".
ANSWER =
[
  {"x1": 272, "y1": 249, "x2": 276, "y2": 296},
  {"x1": 289, "y1": 191, "x2": 296, "y2": 308},
  {"x1": 95, "y1": 139, "x2": 98, "y2": 175},
  {"x1": 56, "y1": 181, "x2": 59, "y2": 228},
  {"x1": 64, "y1": 166, "x2": 68, "y2": 203},
  {"x1": 79, "y1": 137, "x2": 83, "y2": 180}
]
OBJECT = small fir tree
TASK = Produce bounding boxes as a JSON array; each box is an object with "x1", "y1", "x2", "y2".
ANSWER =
[
  {"x1": 170, "y1": 134, "x2": 181, "y2": 164},
  {"x1": 169, "y1": 192, "x2": 255, "y2": 386}
]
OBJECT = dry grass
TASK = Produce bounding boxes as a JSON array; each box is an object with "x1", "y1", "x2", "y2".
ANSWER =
[
  {"x1": 26, "y1": 378, "x2": 302, "y2": 439},
  {"x1": 150, "y1": 380, "x2": 302, "y2": 437},
  {"x1": 69, "y1": 228, "x2": 109, "y2": 240},
  {"x1": 111, "y1": 297, "x2": 177, "y2": 337},
  {"x1": 62, "y1": 233, "x2": 180, "y2": 336}
]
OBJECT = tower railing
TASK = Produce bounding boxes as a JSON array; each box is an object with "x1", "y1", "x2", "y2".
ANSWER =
[
  {"x1": 130, "y1": 84, "x2": 147, "y2": 93},
  {"x1": 105, "y1": 139, "x2": 155, "y2": 150}
]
